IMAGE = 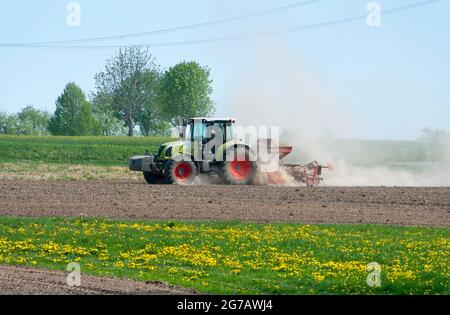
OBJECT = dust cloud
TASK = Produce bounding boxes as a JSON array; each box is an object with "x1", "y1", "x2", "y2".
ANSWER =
[{"x1": 228, "y1": 42, "x2": 450, "y2": 187}]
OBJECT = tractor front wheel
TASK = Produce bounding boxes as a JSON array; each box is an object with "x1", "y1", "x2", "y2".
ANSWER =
[
  {"x1": 164, "y1": 159, "x2": 196, "y2": 185},
  {"x1": 143, "y1": 171, "x2": 163, "y2": 185}
]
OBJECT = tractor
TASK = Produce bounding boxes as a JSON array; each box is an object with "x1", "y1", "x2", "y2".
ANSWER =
[{"x1": 129, "y1": 117, "x2": 329, "y2": 186}]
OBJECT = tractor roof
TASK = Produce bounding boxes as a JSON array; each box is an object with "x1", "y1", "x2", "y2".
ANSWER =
[{"x1": 189, "y1": 117, "x2": 236, "y2": 123}]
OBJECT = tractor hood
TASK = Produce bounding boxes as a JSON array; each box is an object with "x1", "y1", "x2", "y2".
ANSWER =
[{"x1": 156, "y1": 141, "x2": 186, "y2": 159}]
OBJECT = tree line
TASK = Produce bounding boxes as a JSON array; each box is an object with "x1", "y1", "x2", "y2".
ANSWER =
[
  {"x1": 419, "y1": 128, "x2": 450, "y2": 162},
  {"x1": 0, "y1": 46, "x2": 215, "y2": 137}
]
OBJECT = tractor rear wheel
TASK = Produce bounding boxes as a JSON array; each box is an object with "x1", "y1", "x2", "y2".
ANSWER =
[
  {"x1": 222, "y1": 149, "x2": 256, "y2": 185},
  {"x1": 164, "y1": 158, "x2": 196, "y2": 185}
]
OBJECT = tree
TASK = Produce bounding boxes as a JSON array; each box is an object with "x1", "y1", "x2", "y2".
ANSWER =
[
  {"x1": 17, "y1": 106, "x2": 50, "y2": 135},
  {"x1": 0, "y1": 111, "x2": 9, "y2": 134},
  {"x1": 91, "y1": 92, "x2": 127, "y2": 136},
  {"x1": 136, "y1": 69, "x2": 170, "y2": 136},
  {"x1": 0, "y1": 111, "x2": 20, "y2": 135},
  {"x1": 94, "y1": 46, "x2": 156, "y2": 136},
  {"x1": 0, "y1": 107, "x2": 50, "y2": 135},
  {"x1": 48, "y1": 83, "x2": 98, "y2": 136},
  {"x1": 159, "y1": 61, "x2": 215, "y2": 127}
]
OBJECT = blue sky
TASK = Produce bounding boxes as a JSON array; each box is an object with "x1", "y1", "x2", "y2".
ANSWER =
[{"x1": 0, "y1": 0, "x2": 449, "y2": 140}]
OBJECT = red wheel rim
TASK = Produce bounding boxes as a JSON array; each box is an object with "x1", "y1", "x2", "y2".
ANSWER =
[
  {"x1": 174, "y1": 162, "x2": 191, "y2": 181},
  {"x1": 229, "y1": 160, "x2": 251, "y2": 180}
]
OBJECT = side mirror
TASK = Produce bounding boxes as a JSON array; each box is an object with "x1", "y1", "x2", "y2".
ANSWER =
[{"x1": 179, "y1": 132, "x2": 184, "y2": 139}]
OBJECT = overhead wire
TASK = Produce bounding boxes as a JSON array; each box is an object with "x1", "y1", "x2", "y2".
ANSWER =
[
  {"x1": 14, "y1": 0, "x2": 327, "y2": 46},
  {"x1": 0, "y1": 0, "x2": 445, "y2": 50}
]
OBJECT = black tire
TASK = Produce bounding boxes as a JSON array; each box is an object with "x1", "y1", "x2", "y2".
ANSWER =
[
  {"x1": 222, "y1": 148, "x2": 256, "y2": 185},
  {"x1": 164, "y1": 158, "x2": 197, "y2": 185},
  {"x1": 143, "y1": 171, "x2": 160, "y2": 184}
]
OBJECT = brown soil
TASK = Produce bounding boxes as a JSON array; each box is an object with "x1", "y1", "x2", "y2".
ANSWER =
[
  {"x1": 0, "y1": 180, "x2": 449, "y2": 227},
  {"x1": 0, "y1": 265, "x2": 196, "y2": 295}
]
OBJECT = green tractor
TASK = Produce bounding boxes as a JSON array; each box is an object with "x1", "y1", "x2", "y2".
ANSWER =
[
  {"x1": 129, "y1": 117, "x2": 329, "y2": 186},
  {"x1": 129, "y1": 117, "x2": 257, "y2": 185}
]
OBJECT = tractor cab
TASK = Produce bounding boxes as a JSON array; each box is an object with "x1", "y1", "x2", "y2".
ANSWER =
[
  {"x1": 181, "y1": 117, "x2": 235, "y2": 145},
  {"x1": 180, "y1": 117, "x2": 236, "y2": 161}
]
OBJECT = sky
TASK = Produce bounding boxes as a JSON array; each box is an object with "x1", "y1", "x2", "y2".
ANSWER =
[{"x1": 0, "y1": 0, "x2": 449, "y2": 140}]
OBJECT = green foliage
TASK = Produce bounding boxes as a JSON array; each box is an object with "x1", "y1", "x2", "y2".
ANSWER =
[
  {"x1": 0, "y1": 107, "x2": 50, "y2": 136},
  {"x1": 159, "y1": 61, "x2": 215, "y2": 126},
  {"x1": 0, "y1": 112, "x2": 5, "y2": 134},
  {"x1": 3, "y1": 50, "x2": 217, "y2": 137},
  {"x1": 0, "y1": 216, "x2": 448, "y2": 295},
  {"x1": 137, "y1": 69, "x2": 170, "y2": 136},
  {"x1": 94, "y1": 47, "x2": 158, "y2": 136},
  {"x1": 48, "y1": 83, "x2": 99, "y2": 136},
  {"x1": 93, "y1": 50, "x2": 215, "y2": 135},
  {"x1": 0, "y1": 135, "x2": 173, "y2": 165},
  {"x1": 91, "y1": 92, "x2": 127, "y2": 136},
  {"x1": 0, "y1": 111, "x2": 20, "y2": 135},
  {"x1": 17, "y1": 106, "x2": 50, "y2": 135}
]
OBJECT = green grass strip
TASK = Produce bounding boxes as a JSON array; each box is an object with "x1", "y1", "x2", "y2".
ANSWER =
[
  {"x1": 0, "y1": 135, "x2": 174, "y2": 166},
  {"x1": 0, "y1": 216, "x2": 448, "y2": 295}
]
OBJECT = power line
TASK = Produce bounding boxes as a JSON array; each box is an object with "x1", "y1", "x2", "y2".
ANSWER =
[
  {"x1": 0, "y1": 0, "x2": 445, "y2": 50},
  {"x1": 25, "y1": 0, "x2": 326, "y2": 45}
]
